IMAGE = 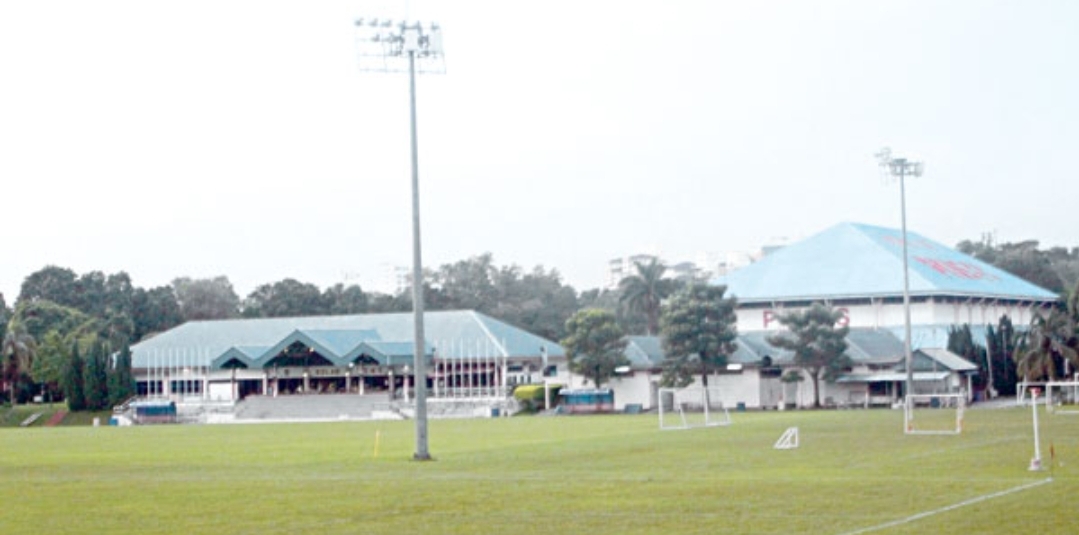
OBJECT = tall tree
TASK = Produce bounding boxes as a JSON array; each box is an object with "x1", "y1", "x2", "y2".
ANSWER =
[
  {"x1": 985, "y1": 316, "x2": 1020, "y2": 396},
  {"x1": 767, "y1": 302, "x2": 851, "y2": 408},
  {"x1": 619, "y1": 259, "x2": 676, "y2": 335},
  {"x1": 131, "y1": 286, "x2": 184, "y2": 341},
  {"x1": 560, "y1": 309, "x2": 628, "y2": 388},
  {"x1": 83, "y1": 339, "x2": 109, "y2": 411},
  {"x1": 172, "y1": 276, "x2": 240, "y2": 321},
  {"x1": 107, "y1": 344, "x2": 135, "y2": 407},
  {"x1": 61, "y1": 341, "x2": 85, "y2": 411},
  {"x1": 1015, "y1": 306, "x2": 1078, "y2": 381},
  {"x1": 323, "y1": 283, "x2": 369, "y2": 315},
  {"x1": 659, "y1": 283, "x2": 738, "y2": 389},
  {"x1": 2, "y1": 321, "x2": 37, "y2": 405},
  {"x1": 242, "y1": 278, "x2": 327, "y2": 318},
  {"x1": 18, "y1": 265, "x2": 79, "y2": 307},
  {"x1": 947, "y1": 325, "x2": 987, "y2": 390}
]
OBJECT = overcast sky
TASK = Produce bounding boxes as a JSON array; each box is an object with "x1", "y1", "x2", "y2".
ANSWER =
[{"x1": 2, "y1": 0, "x2": 1077, "y2": 301}]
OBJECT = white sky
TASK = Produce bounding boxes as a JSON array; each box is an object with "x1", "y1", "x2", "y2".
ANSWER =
[{"x1": 1, "y1": 0, "x2": 1077, "y2": 300}]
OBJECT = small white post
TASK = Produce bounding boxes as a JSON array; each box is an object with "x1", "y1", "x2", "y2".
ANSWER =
[
  {"x1": 1030, "y1": 388, "x2": 1044, "y2": 471},
  {"x1": 544, "y1": 379, "x2": 551, "y2": 411}
]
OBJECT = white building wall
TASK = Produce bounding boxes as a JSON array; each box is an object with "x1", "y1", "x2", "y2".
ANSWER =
[
  {"x1": 608, "y1": 373, "x2": 658, "y2": 410},
  {"x1": 740, "y1": 299, "x2": 1038, "y2": 332}
]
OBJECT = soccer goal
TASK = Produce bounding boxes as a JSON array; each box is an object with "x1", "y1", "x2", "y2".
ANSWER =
[
  {"x1": 1045, "y1": 381, "x2": 1079, "y2": 415},
  {"x1": 658, "y1": 386, "x2": 731, "y2": 430},
  {"x1": 904, "y1": 394, "x2": 965, "y2": 435}
]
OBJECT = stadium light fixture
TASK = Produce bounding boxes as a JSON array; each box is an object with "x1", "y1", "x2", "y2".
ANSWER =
[
  {"x1": 355, "y1": 18, "x2": 445, "y2": 462},
  {"x1": 876, "y1": 147, "x2": 924, "y2": 403}
]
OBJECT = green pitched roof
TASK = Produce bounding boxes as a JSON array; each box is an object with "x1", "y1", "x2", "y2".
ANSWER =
[{"x1": 131, "y1": 310, "x2": 564, "y2": 370}]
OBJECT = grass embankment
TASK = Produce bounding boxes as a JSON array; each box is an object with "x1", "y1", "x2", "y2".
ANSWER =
[
  {"x1": 1, "y1": 404, "x2": 112, "y2": 427},
  {"x1": 0, "y1": 408, "x2": 1073, "y2": 534}
]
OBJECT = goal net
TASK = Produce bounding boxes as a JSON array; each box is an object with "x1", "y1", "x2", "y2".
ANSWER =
[
  {"x1": 904, "y1": 394, "x2": 965, "y2": 435},
  {"x1": 658, "y1": 386, "x2": 731, "y2": 430},
  {"x1": 1045, "y1": 381, "x2": 1079, "y2": 415}
]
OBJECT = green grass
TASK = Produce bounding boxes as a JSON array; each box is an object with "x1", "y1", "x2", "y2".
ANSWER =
[{"x1": 0, "y1": 407, "x2": 1074, "y2": 534}]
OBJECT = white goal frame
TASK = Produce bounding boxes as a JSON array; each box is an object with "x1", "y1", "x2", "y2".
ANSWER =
[
  {"x1": 904, "y1": 394, "x2": 965, "y2": 435},
  {"x1": 1045, "y1": 381, "x2": 1079, "y2": 415},
  {"x1": 658, "y1": 386, "x2": 731, "y2": 430}
]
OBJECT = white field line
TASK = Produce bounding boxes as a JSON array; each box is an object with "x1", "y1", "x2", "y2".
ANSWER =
[{"x1": 837, "y1": 477, "x2": 1053, "y2": 535}]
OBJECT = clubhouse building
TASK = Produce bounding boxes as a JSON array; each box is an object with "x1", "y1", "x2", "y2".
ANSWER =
[
  {"x1": 130, "y1": 310, "x2": 567, "y2": 404},
  {"x1": 604, "y1": 222, "x2": 1058, "y2": 411}
]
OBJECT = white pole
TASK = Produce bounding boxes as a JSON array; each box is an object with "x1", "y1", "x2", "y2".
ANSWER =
[{"x1": 1030, "y1": 389, "x2": 1044, "y2": 471}]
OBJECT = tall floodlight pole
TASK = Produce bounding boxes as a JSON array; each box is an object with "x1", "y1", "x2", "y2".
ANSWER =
[
  {"x1": 876, "y1": 148, "x2": 924, "y2": 402},
  {"x1": 355, "y1": 18, "x2": 445, "y2": 461}
]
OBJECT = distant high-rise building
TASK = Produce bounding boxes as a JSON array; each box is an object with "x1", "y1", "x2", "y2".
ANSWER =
[{"x1": 606, "y1": 254, "x2": 659, "y2": 289}]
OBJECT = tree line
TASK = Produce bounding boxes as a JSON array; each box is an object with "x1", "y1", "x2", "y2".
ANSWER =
[
  {"x1": 3, "y1": 236, "x2": 1077, "y2": 408},
  {"x1": 0, "y1": 255, "x2": 699, "y2": 406}
]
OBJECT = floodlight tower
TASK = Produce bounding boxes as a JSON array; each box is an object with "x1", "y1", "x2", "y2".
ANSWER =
[
  {"x1": 355, "y1": 18, "x2": 445, "y2": 461},
  {"x1": 876, "y1": 148, "x2": 924, "y2": 401}
]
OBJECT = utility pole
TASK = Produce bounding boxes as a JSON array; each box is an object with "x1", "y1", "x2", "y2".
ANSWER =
[
  {"x1": 877, "y1": 148, "x2": 924, "y2": 402},
  {"x1": 355, "y1": 18, "x2": 445, "y2": 461}
]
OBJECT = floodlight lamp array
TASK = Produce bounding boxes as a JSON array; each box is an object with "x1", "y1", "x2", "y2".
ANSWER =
[
  {"x1": 355, "y1": 18, "x2": 444, "y2": 60},
  {"x1": 876, "y1": 147, "x2": 924, "y2": 178}
]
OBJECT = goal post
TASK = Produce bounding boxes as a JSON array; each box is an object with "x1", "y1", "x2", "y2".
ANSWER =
[
  {"x1": 904, "y1": 394, "x2": 965, "y2": 435},
  {"x1": 658, "y1": 386, "x2": 731, "y2": 430},
  {"x1": 1044, "y1": 381, "x2": 1079, "y2": 414}
]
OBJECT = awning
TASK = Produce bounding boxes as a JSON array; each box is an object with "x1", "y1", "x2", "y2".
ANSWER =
[{"x1": 837, "y1": 372, "x2": 950, "y2": 383}]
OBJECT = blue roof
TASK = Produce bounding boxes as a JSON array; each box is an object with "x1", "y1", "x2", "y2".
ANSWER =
[
  {"x1": 623, "y1": 329, "x2": 974, "y2": 371},
  {"x1": 715, "y1": 222, "x2": 1058, "y2": 304},
  {"x1": 131, "y1": 310, "x2": 564, "y2": 369}
]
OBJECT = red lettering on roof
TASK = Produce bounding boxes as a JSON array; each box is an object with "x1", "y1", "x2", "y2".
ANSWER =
[{"x1": 913, "y1": 256, "x2": 1000, "y2": 281}]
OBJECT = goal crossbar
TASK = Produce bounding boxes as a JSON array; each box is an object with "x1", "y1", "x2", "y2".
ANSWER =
[
  {"x1": 904, "y1": 394, "x2": 965, "y2": 435},
  {"x1": 658, "y1": 387, "x2": 731, "y2": 430},
  {"x1": 1045, "y1": 381, "x2": 1079, "y2": 414}
]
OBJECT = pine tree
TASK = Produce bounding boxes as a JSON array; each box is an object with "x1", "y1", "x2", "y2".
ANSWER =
[
  {"x1": 83, "y1": 340, "x2": 109, "y2": 410},
  {"x1": 61, "y1": 342, "x2": 86, "y2": 411}
]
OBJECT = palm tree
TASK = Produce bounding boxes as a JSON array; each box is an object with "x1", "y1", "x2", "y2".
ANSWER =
[
  {"x1": 618, "y1": 258, "x2": 675, "y2": 335},
  {"x1": 1016, "y1": 306, "x2": 1078, "y2": 381},
  {"x1": 2, "y1": 322, "x2": 38, "y2": 405}
]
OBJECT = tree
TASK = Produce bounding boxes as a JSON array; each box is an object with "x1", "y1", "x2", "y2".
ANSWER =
[
  {"x1": 658, "y1": 283, "x2": 738, "y2": 389},
  {"x1": 619, "y1": 259, "x2": 677, "y2": 335},
  {"x1": 2, "y1": 321, "x2": 37, "y2": 405},
  {"x1": 323, "y1": 283, "x2": 369, "y2": 315},
  {"x1": 12, "y1": 299, "x2": 97, "y2": 341},
  {"x1": 242, "y1": 278, "x2": 328, "y2": 318},
  {"x1": 560, "y1": 309, "x2": 628, "y2": 388},
  {"x1": 61, "y1": 341, "x2": 85, "y2": 411},
  {"x1": 985, "y1": 316, "x2": 1020, "y2": 396},
  {"x1": 1015, "y1": 306, "x2": 1078, "y2": 381},
  {"x1": 947, "y1": 325, "x2": 988, "y2": 391},
  {"x1": 427, "y1": 254, "x2": 581, "y2": 341},
  {"x1": 172, "y1": 276, "x2": 240, "y2": 321},
  {"x1": 18, "y1": 265, "x2": 79, "y2": 307},
  {"x1": 489, "y1": 265, "x2": 579, "y2": 341},
  {"x1": 83, "y1": 339, "x2": 109, "y2": 411},
  {"x1": 132, "y1": 286, "x2": 184, "y2": 341},
  {"x1": 107, "y1": 343, "x2": 135, "y2": 407},
  {"x1": 957, "y1": 238, "x2": 1065, "y2": 295},
  {"x1": 767, "y1": 302, "x2": 851, "y2": 408},
  {"x1": 30, "y1": 330, "x2": 68, "y2": 402}
]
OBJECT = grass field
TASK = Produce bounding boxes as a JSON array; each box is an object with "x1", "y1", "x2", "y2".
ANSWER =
[{"x1": 1, "y1": 406, "x2": 1074, "y2": 534}]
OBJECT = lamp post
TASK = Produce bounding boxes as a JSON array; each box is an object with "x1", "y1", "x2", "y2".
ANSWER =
[
  {"x1": 876, "y1": 148, "x2": 924, "y2": 401},
  {"x1": 355, "y1": 18, "x2": 444, "y2": 461}
]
